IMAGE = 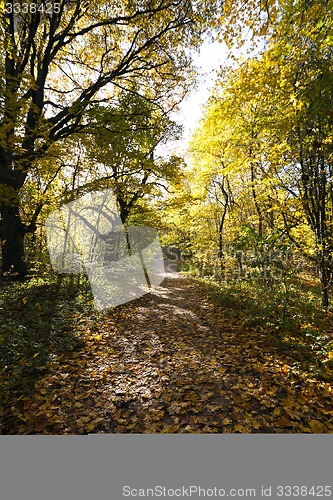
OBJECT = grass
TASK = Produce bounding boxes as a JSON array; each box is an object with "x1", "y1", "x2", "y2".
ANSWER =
[{"x1": 199, "y1": 272, "x2": 333, "y2": 381}]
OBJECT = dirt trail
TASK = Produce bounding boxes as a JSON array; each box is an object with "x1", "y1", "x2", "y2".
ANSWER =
[
  {"x1": 68, "y1": 273, "x2": 333, "y2": 433},
  {"x1": 6, "y1": 274, "x2": 333, "y2": 433}
]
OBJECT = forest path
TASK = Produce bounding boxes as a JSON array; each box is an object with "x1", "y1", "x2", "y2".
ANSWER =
[{"x1": 5, "y1": 273, "x2": 333, "y2": 433}]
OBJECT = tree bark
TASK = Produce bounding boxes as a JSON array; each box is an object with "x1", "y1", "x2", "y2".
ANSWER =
[
  {"x1": 0, "y1": 202, "x2": 27, "y2": 279},
  {"x1": 250, "y1": 164, "x2": 263, "y2": 237},
  {"x1": 318, "y1": 249, "x2": 331, "y2": 308},
  {"x1": 217, "y1": 193, "x2": 228, "y2": 273}
]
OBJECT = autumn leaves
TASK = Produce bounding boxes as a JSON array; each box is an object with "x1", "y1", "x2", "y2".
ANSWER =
[{"x1": 2, "y1": 275, "x2": 332, "y2": 434}]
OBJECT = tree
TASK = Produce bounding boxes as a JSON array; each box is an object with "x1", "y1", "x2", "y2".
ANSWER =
[
  {"x1": 187, "y1": 59, "x2": 282, "y2": 276},
  {"x1": 188, "y1": 0, "x2": 333, "y2": 304},
  {"x1": 80, "y1": 90, "x2": 184, "y2": 223},
  {"x1": 254, "y1": 0, "x2": 333, "y2": 305},
  {"x1": 0, "y1": 0, "x2": 222, "y2": 278}
]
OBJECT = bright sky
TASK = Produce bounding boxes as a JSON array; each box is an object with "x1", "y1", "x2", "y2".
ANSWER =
[
  {"x1": 172, "y1": 39, "x2": 230, "y2": 154},
  {"x1": 167, "y1": 35, "x2": 256, "y2": 157}
]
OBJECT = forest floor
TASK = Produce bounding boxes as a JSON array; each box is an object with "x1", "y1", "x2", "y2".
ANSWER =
[{"x1": 1, "y1": 272, "x2": 333, "y2": 434}]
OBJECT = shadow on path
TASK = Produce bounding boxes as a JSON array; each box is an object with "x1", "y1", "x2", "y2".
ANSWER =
[{"x1": 2, "y1": 274, "x2": 333, "y2": 433}]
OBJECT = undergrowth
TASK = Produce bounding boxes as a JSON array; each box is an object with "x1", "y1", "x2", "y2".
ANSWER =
[{"x1": 198, "y1": 273, "x2": 333, "y2": 381}]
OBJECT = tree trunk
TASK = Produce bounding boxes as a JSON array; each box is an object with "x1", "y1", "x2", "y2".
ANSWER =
[
  {"x1": 250, "y1": 164, "x2": 263, "y2": 237},
  {"x1": 0, "y1": 202, "x2": 27, "y2": 279},
  {"x1": 319, "y1": 249, "x2": 331, "y2": 308},
  {"x1": 218, "y1": 206, "x2": 227, "y2": 274}
]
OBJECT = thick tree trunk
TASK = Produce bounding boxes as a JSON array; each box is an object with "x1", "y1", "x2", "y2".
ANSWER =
[{"x1": 0, "y1": 202, "x2": 27, "y2": 279}]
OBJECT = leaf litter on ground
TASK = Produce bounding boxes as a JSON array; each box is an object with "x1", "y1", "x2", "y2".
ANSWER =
[{"x1": 1, "y1": 274, "x2": 333, "y2": 434}]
